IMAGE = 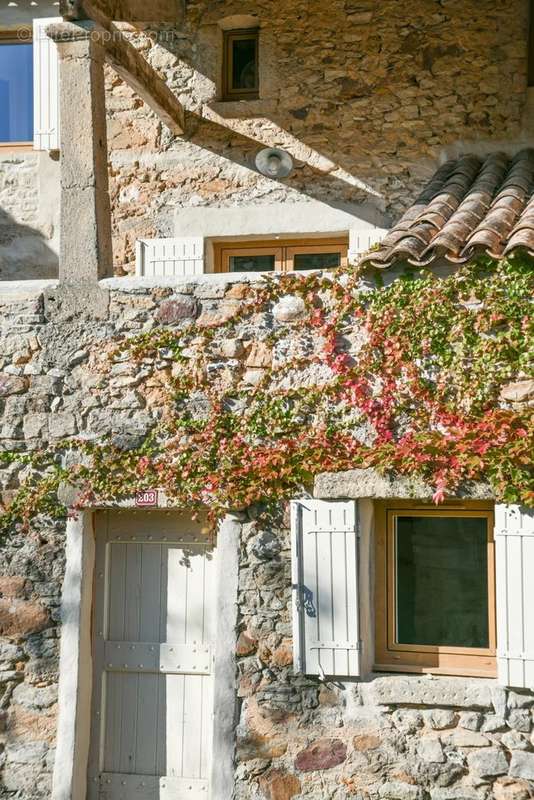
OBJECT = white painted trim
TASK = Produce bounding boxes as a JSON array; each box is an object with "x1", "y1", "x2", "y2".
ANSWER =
[
  {"x1": 52, "y1": 509, "x2": 240, "y2": 800},
  {"x1": 52, "y1": 512, "x2": 95, "y2": 800},
  {"x1": 211, "y1": 514, "x2": 240, "y2": 799}
]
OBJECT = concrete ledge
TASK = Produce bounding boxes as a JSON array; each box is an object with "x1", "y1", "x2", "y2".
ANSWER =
[
  {"x1": 314, "y1": 468, "x2": 494, "y2": 501},
  {"x1": 0, "y1": 279, "x2": 59, "y2": 299},
  {"x1": 100, "y1": 273, "x2": 272, "y2": 291}
]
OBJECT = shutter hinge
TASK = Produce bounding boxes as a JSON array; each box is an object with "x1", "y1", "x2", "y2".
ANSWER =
[{"x1": 309, "y1": 640, "x2": 362, "y2": 651}]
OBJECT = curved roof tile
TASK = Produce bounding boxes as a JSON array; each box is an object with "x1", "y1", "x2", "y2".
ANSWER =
[{"x1": 362, "y1": 149, "x2": 534, "y2": 268}]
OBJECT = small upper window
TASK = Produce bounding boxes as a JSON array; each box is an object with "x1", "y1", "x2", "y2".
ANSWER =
[
  {"x1": 222, "y1": 29, "x2": 259, "y2": 101},
  {"x1": 0, "y1": 33, "x2": 33, "y2": 143},
  {"x1": 214, "y1": 237, "x2": 348, "y2": 273},
  {"x1": 375, "y1": 503, "x2": 496, "y2": 678}
]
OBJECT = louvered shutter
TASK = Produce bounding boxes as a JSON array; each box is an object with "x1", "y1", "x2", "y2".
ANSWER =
[
  {"x1": 33, "y1": 17, "x2": 61, "y2": 151},
  {"x1": 291, "y1": 499, "x2": 361, "y2": 678},
  {"x1": 495, "y1": 504, "x2": 534, "y2": 688},
  {"x1": 136, "y1": 237, "x2": 205, "y2": 277}
]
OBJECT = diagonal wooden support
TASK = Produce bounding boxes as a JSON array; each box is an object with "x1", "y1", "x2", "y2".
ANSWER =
[
  {"x1": 60, "y1": 0, "x2": 183, "y2": 24},
  {"x1": 78, "y1": 0, "x2": 185, "y2": 134},
  {"x1": 57, "y1": 0, "x2": 185, "y2": 133}
]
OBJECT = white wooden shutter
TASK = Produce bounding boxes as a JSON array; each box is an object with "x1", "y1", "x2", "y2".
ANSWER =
[
  {"x1": 33, "y1": 18, "x2": 61, "y2": 151},
  {"x1": 136, "y1": 237, "x2": 205, "y2": 277},
  {"x1": 348, "y1": 227, "x2": 388, "y2": 261},
  {"x1": 291, "y1": 498, "x2": 361, "y2": 678},
  {"x1": 495, "y1": 504, "x2": 534, "y2": 688}
]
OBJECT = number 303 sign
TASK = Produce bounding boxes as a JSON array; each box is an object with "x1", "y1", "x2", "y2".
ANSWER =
[{"x1": 135, "y1": 490, "x2": 158, "y2": 507}]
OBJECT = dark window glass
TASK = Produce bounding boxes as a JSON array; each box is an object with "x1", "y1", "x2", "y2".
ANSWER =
[
  {"x1": 293, "y1": 252, "x2": 341, "y2": 271},
  {"x1": 229, "y1": 254, "x2": 275, "y2": 273},
  {"x1": 396, "y1": 516, "x2": 489, "y2": 649},
  {"x1": 232, "y1": 37, "x2": 257, "y2": 90},
  {"x1": 0, "y1": 43, "x2": 33, "y2": 142}
]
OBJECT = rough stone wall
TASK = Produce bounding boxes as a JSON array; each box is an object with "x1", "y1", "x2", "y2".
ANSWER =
[
  {"x1": 236, "y1": 512, "x2": 534, "y2": 800},
  {"x1": 105, "y1": 0, "x2": 529, "y2": 272},
  {"x1": 0, "y1": 153, "x2": 59, "y2": 281},
  {"x1": 0, "y1": 277, "x2": 531, "y2": 799}
]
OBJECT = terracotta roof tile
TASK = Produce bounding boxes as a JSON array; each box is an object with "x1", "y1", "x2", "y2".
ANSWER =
[{"x1": 363, "y1": 149, "x2": 534, "y2": 268}]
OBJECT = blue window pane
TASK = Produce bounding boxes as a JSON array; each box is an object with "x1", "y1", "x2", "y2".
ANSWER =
[{"x1": 0, "y1": 43, "x2": 33, "y2": 142}]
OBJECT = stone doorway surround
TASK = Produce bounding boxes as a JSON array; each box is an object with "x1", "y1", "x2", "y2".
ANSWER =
[{"x1": 51, "y1": 508, "x2": 240, "y2": 800}]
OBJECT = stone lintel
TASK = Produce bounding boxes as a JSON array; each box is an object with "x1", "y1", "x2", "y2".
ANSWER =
[{"x1": 313, "y1": 468, "x2": 494, "y2": 501}]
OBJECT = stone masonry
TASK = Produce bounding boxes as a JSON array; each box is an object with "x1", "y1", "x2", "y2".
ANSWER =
[
  {"x1": 105, "y1": 0, "x2": 529, "y2": 272},
  {"x1": 0, "y1": 276, "x2": 532, "y2": 798},
  {"x1": 0, "y1": 0, "x2": 530, "y2": 276}
]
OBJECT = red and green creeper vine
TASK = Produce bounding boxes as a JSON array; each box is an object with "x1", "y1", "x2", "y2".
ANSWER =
[{"x1": 0, "y1": 255, "x2": 532, "y2": 537}]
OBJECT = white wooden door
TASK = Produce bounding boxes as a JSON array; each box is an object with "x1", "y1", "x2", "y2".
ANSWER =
[{"x1": 87, "y1": 512, "x2": 216, "y2": 800}]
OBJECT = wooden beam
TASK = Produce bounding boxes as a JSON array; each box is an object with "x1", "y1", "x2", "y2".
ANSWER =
[
  {"x1": 60, "y1": 0, "x2": 182, "y2": 23},
  {"x1": 78, "y1": 0, "x2": 185, "y2": 135}
]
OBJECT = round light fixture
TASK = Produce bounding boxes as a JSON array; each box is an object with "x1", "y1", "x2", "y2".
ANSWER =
[{"x1": 255, "y1": 147, "x2": 294, "y2": 179}]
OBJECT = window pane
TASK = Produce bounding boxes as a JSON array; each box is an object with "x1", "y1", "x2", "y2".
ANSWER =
[
  {"x1": 0, "y1": 43, "x2": 33, "y2": 142},
  {"x1": 293, "y1": 252, "x2": 341, "y2": 270},
  {"x1": 228, "y1": 254, "x2": 275, "y2": 272},
  {"x1": 232, "y1": 38, "x2": 257, "y2": 90},
  {"x1": 396, "y1": 516, "x2": 489, "y2": 648}
]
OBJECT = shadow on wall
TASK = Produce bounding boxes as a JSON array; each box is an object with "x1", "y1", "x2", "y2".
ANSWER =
[{"x1": 0, "y1": 208, "x2": 58, "y2": 281}]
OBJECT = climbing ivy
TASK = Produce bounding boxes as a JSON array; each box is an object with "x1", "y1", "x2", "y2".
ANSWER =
[{"x1": 0, "y1": 255, "x2": 532, "y2": 536}]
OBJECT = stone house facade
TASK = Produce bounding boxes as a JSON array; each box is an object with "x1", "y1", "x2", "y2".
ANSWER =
[{"x1": 0, "y1": 2, "x2": 533, "y2": 800}]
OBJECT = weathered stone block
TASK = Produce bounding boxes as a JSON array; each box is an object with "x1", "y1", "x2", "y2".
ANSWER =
[
  {"x1": 371, "y1": 676, "x2": 493, "y2": 709},
  {"x1": 427, "y1": 709, "x2": 457, "y2": 730},
  {"x1": 501, "y1": 731, "x2": 530, "y2": 751},
  {"x1": 507, "y1": 691, "x2": 534, "y2": 709},
  {"x1": 236, "y1": 631, "x2": 257, "y2": 657},
  {"x1": 156, "y1": 296, "x2": 199, "y2": 324},
  {"x1": 245, "y1": 342, "x2": 273, "y2": 368},
  {"x1": 430, "y1": 789, "x2": 483, "y2": 800},
  {"x1": 499, "y1": 380, "x2": 534, "y2": 403},
  {"x1": 12, "y1": 683, "x2": 57, "y2": 711},
  {"x1": 445, "y1": 729, "x2": 490, "y2": 747},
  {"x1": 237, "y1": 735, "x2": 287, "y2": 761},
  {"x1": 272, "y1": 296, "x2": 306, "y2": 323},
  {"x1": 508, "y1": 710, "x2": 531, "y2": 733},
  {"x1": 294, "y1": 738, "x2": 347, "y2": 771},
  {"x1": 5, "y1": 740, "x2": 48, "y2": 764},
  {"x1": 258, "y1": 768, "x2": 301, "y2": 800},
  {"x1": 467, "y1": 747, "x2": 509, "y2": 777},
  {"x1": 459, "y1": 711, "x2": 483, "y2": 731},
  {"x1": 353, "y1": 732, "x2": 381, "y2": 751},
  {"x1": 483, "y1": 714, "x2": 507, "y2": 732},
  {"x1": 510, "y1": 751, "x2": 534, "y2": 780},
  {"x1": 417, "y1": 737, "x2": 445, "y2": 763},
  {"x1": 378, "y1": 781, "x2": 423, "y2": 800},
  {"x1": 0, "y1": 599, "x2": 49, "y2": 637},
  {"x1": 0, "y1": 374, "x2": 27, "y2": 396},
  {"x1": 494, "y1": 777, "x2": 532, "y2": 800}
]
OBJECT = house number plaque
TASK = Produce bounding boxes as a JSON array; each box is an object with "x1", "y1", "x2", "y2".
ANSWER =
[{"x1": 135, "y1": 490, "x2": 158, "y2": 507}]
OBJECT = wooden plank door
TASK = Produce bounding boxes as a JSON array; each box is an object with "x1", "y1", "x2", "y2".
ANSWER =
[{"x1": 87, "y1": 512, "x2": 216, "y2": 800}]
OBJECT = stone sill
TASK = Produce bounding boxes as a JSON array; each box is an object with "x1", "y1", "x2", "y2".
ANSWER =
[{"x1": 206, "y1": 98, "x2": 278, "y2": 119}]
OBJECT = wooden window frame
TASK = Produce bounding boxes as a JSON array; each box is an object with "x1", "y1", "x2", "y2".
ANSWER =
[
  {"x1": 0, "y1": 28, "x2": 33, "y2": 150},
  {"x1": 214, "y1": 237, "x2": 348, "y2": 273},
  {"x1": 374, "y1": 501, "x2": 496, "y2": 678},
  {"x1": 222, "y1": 28, "x2": 259, "y2": 101}
]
